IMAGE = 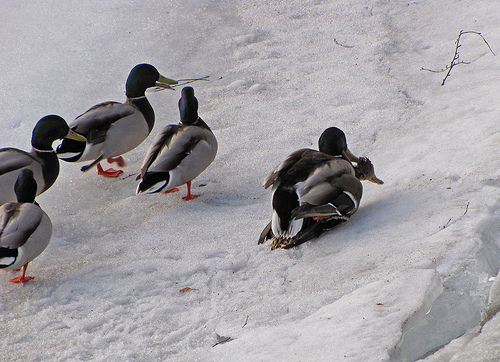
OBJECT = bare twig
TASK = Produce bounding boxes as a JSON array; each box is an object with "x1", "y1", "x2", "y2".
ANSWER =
[
  {"x1": 242, "y1": 315, "x2": 249, "y2": 328},
  {"x1": 463, "y1": 202, "x2": 470, "y2": 216},
  {"x1": 334, "y1": 38, "x2": 354, "y2": 49},
  {"x1": 421, "y1": 30, "x2": 495, "y2": 85},
  {"x1": 173, "y1": 75, "x2": 210, "y2": 87}
]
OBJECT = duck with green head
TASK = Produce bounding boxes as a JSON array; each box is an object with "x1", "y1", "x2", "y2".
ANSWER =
[
  {"x1": 0, "y1": 169, "x2": 53, "y2": 283},
  {"x1": 258, "y1": 127, "x2": 383, "y2": 249},
  {"x1": 0, "y1": 115, "x2": 86, "y2": 206},
  {"x1": 136, "y1": 86, "x2": 217, "y2": 200},
  {"x1": 56, "y1": 63, "x2": 178, "y2": 177}
]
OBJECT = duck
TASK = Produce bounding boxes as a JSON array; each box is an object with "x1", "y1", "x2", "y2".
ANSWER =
[
  {"x1": 136, "y1": 86, "x2": 217, "y2": 200},
  {"x1": 56, "y1": 63, "x2": 178, "y2": 177},
  {"x1": 0, "y1": 169, "x2": 53, "y2": 283},
  {"x1": 0, "y1": 115, "x2": 86, "y2": 206},
  {"x1": 258, "y1": 127, "x2": 383, "y2": 249}
]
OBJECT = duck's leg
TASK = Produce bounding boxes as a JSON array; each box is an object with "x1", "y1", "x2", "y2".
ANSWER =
[
  {"x1": 182, "y1": 181, "x2": 200, "y2": 201},
  {"x1": 9, "y1": 263, "x2": 35, "y2": 283},
  {"x1": 96, "y1": 163, "x2": 123, "y2": 177}
]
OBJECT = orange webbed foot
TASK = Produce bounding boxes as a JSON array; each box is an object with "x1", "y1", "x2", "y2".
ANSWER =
[
  {"x1": 97, "y1": 163, "x2": 123, "y2": 177},
  {"x1": 182, "y1": 194, "x2": 200, "y2": 201},
  {"x1": 163, "y1": 188, "x2": 180, "y2": 194},
  {"x1": 107, "y1": 156, "x2": 126, "y2": 167},
  {"x1": 9, "y1": 275, "x2": 35, "y2": 283}
]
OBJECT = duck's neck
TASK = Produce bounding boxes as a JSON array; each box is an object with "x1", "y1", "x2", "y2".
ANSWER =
[
  {"x1": 31, "y1": 148, "x2": 60, "y2": 193},
  {"x1": 127, "y1": 96, "x2": 155, "y2": 132}
]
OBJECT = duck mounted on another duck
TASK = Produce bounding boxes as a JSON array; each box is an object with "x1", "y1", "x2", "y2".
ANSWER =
[
  {"x1": 136, "y1": 86, "x2": 217, "y2": 200},
  {"x1": 0, "y1": 169, "x2": 53, "y2": 283},
  {"x1": 0, "y1": 115, "x2": 86, "y2": 206},
  {"x1": 258, "y1": 127, "x2": 383, "y2": 250},
  {"x1": 56, "y1": 63, "x2": 178, "y2": 177}
]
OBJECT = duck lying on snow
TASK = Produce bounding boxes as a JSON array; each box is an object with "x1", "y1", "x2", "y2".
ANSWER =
[
  {"x1": 258, "y1": 127, "x2": 383, "y2": 249},
  {"x1": 0, "y1": 115, "x2": 86, "y2": 206},
  {"x1": 56, "y1": 63, "x2": 178, "y2": 177},
  {"x1": 136, "y1": 86, "x2": 217, "y2": 200},
  {"x1": 0, "y1": 169, "x2": 52, "y2": 283}
]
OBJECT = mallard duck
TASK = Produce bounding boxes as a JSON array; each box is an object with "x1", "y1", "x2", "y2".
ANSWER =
[
  {"x1": 56, "y1": 63, "x2": 178, "y2": 177},
  {"x1": 136, "y1": 86, "x2": 217, "y2": 200},
  {"x1": 0, "y1": 115, "x2": 86, "y2": 206},
  {"x1": 0, "y1": 169, "x2": 52, "y2": 283},
  {"x1": 258, "y1": 127, "x2": 383, "y2": 249}
]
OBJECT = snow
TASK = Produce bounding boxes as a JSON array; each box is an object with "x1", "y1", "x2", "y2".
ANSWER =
[{"x1": 1, "y1": 0, "x2": 499, "y2": 361}]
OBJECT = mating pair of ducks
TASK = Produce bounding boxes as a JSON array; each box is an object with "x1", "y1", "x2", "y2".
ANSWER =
[{"x1": 0, "y1": 63, "x2": 382, "y2": 283}]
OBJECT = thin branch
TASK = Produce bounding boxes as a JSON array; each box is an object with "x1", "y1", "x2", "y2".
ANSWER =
[
  {"x1": 334, "y1": 38, "x2": 354, "y2": 49},
  {"x1": 463, "y1": 202, "x2": 470, "y2": 216},
  {"x1": 421, "y1": 30, "x2": 495, "y2": 85},
  {"x1": 242, "y1": 315, "x2": 249, "y2": 328},
  {"x1": 461, "y1": 31, "x2": 495, "y2": 55}
]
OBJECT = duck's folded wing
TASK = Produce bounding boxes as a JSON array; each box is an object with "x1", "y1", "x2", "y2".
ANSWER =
[
  {"x1": 263, "y1": 149, "x2": 312, "y2": 189},
  {"x1": 0, "y1": 149, "x2": 34, "y2": 176},
  {"x1": 151, "y1": 131, "x2": 205, "y2": 173},
  {"x1": 71, "y1": 102, "x2": 135, "y2": 143},
  {"x1": 295, "y1": 173, "x2": 362, "y2": 218},
  {"x1": 139, "y1": 125, "x2": 180, "y2": 178},
  {"x1": 0, "y1": 204, "x2": 43, "y2": 249}
]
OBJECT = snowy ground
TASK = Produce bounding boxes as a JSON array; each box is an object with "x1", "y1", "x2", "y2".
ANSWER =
[{"x1": 1, "y1": 0, "x2": 499, "y2": 361}]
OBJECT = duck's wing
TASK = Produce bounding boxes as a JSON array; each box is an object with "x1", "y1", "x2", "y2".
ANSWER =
[
  {"x1": 263, "y1": 149, "x2": 313, "y2": 189},
  {"x1": 0, "y1": 149, "x2": 35, "y2": 176},
  {"x1": 0, "y1": 203, "x2": 43, "y2": 249},
  {"x1": 142, "y1": 125, "x2": 211, "y2": 175},
  {"x1": 139, "y1": 124, "x2": 181, "y2": 178},
  {"x1": 70, "y1": 102, "x2": 135, "y2": 144},
  {"x1": 293, "y1": 171, "x2": 362, "y2": 219}
]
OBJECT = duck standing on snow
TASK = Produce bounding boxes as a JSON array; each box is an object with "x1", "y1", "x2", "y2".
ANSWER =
[
  {"x1": 0, "y1": 115, "x2": 86, "y2": 206},
  {"x1": 0, "y1": 169, "x2": 53, "y2": 283},
  {"x1": 56, "y1": 63, "x2": 178, "y2": 177},
  {"x1": 136, "y1": 86, "x2": 217, "y2": 200},
  {"x1": 258, "y1": 127, "x2": 383, "y2": 249}
]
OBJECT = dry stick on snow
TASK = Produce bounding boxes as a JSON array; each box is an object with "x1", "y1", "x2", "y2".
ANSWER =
[
  {"x1": 421, "y1": 30, "x2": 495, "y2": 86},
  {"x1": 242, "y1": 315, "x2": 249, "y2": 328},
  {"x1": 334, "y1": 38, "x2": 354, "y2": 49}
]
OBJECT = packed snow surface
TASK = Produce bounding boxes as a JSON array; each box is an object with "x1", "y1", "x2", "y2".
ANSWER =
[{"x1": 1, "y1": 0, "x2": 499, "y2": 361}]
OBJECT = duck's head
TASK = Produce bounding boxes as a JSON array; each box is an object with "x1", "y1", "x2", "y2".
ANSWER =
[
  {"x1": 31, "y1": 115, "x2": 86, "y2": 151},
  {"x1": 178, "y1": 86, "x2": 199, "y2": 125},
  {"x1": 318, "y1": 127, "x2": 359, "y2": 162},
  {"x1": 125, "y1": 63, "x2": 178, "y2": 98},
  {"x1": 14, "y1": 169, "x2": 37, "y2": 203},
  {"x1": 355, "y1": 157, "x2": 384, "y2": 185}
]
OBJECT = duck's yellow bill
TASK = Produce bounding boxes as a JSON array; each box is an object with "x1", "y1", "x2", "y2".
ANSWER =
[
  {"x1": 66, "y1": 129, "x2": 87, "y2": 142},
  {"x1": 156, "y1": 75, "x2": 178, "y2": 90},
  {"x1": 369, "y1": 175, "x2": 384, "y2": 185}
]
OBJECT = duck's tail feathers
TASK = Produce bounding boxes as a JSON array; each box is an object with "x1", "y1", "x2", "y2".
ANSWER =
[
  {"x1": 136, "y1": 172, "x2": 170, "y2": 194},
  {"x1": 258, "y1": 221, "x2": 273, "y2": 244}
]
